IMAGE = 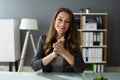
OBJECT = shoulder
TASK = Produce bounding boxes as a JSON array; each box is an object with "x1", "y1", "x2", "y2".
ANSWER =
[
  {"x1": 37, "y1": 35, "x2": 46, "y2": 48},
  {"x1": 38, "y1": 35, "x2": 46, "y2": 44},
  {"x1": 39, "y1": 35, "x2": 46, "y2": 40}
]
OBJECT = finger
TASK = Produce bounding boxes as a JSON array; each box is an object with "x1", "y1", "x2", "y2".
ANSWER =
[
  {"x1": 57, "y1": 39, "x2": 61, "y2": 43},
  {"x1": 57, "y1": 37, "x2": 65, "y2": 44},
  {"x1": 62, "y1": 38, "x2": 65, "y2": 42},
  {"x1": 60, "y1": 36, "x2": 65, "y2": 42},
  {"x1": 53, "y1": 43, "x2": 58, "y2": 48},
  {"x1": 60, "y1": 36, "x2": 64, "y2": 41},
  {"x1": 57, "y1": 36, "x2": 64, "y2": 42}
]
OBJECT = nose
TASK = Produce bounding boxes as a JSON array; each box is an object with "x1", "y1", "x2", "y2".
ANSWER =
[{"x1": 60, "y1": 21, "x2": 65, "y2": 27}]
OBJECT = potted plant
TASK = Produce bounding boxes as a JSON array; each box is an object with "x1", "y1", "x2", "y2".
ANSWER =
[
  {"x1": 85, "y1": 7, "x2": 91, "y2": 13},
  {"x1": 79, "y1": 8, "x2": 84, "y2": 13}
]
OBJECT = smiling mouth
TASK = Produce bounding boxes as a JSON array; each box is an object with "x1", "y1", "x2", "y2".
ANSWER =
[
  {"x1": 58, "y1": 27, "x2": 65, "y2": 31},
  {"x1": 59, "y1": 26, "x2": 65, "y2": 30}
]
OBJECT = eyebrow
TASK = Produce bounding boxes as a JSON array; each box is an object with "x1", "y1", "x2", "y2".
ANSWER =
[{"x1": 58, "y1": 16, "x2": 70, "y2": 21}]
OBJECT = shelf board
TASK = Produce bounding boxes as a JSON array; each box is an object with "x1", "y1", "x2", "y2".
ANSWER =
[
  {"x1": 74, "y1": 13, "x2": 108, "y2": 15},
  {"x1": 85, "y1": 61, "x2": 106, "y2": 64},
  {"x1": 80, "y1": 45, "x2": 107, "y2": 48},
  {"x1": 77, "y1": 29, "x2": 107, "y2": 32}
]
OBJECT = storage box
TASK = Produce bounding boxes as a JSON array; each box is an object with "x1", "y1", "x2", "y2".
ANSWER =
[{"x1": 84, "y1": 23, "x2": 97, "y2": 30}]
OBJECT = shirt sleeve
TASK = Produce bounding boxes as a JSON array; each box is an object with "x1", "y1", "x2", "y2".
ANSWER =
[
  {"x1": 73, "y1": 53, "x2": 85, "y2": 73},
  {"x1": 31, "y1": 35, "x2": 45, "y2": 71},
  {"x1": 70, "y1": 46, "x2": 85, "y2": 73}
]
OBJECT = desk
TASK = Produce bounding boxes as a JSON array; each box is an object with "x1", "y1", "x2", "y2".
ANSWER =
[{"x1": 0, "y1": 71, "x2": 120, "y2": 80}]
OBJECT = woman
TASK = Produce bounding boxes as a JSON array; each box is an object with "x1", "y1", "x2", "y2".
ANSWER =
[{"x1": 31, "y1": 7, "x2": 85, "y2": 73}]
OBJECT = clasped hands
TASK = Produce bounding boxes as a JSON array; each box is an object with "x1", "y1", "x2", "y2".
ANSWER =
[{"x1": 52, "y1": 36, "x2": 66, "y2": 57}]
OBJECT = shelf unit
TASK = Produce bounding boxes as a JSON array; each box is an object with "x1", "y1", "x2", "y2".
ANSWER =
[
  {"x1": 74, "y1": 13, "x2": 108, "y2": 73},
  {"x1": 0, "y1": 19, "x2": 20, "y2": 71}
]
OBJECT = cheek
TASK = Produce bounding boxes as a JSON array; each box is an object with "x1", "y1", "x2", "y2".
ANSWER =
[
  {"x1": 54, "y1": 21, "x2": 59, "y2": 32},
  {"x1": 54, "y1": 21, "x2": 57, "y2": 27},
  {"x1": 55, "y1": 19, "x2": 60, "y2": 26},
  {"x1": 65, "y1": 24, "x2": 70, "y2": 30}
]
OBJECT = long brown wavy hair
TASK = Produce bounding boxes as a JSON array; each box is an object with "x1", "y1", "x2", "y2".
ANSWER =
[{"x1": 44, "y1": 7, "x2": 81, "y2": 66}]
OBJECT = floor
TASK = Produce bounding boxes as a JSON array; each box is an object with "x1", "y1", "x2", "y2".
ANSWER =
[{"x1": 0, "y1": 66, "x2": 120, "y2": 72}]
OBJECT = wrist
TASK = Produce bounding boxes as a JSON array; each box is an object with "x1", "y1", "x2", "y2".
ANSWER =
[
  {"x1": 52, "y1": 52, "x2": 57, "y2": 58},
  {"x1": 61, "y1": 49, "x2": 67, "y2": 56}
]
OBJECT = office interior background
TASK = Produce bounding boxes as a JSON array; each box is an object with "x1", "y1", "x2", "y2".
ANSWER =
[{"x1": 0, "y1": 0, "x2": 120, "y2": 71}]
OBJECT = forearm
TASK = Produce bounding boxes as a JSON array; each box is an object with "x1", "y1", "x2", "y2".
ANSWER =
[
  {"x1": 61, "y1": 50, "x2": 85, "y2": 73},
  {"x1": 42, "y1": 52, "x2": 57, "y2": 66},
  {"x1": 61, "y1": 50, "x2": 74, "y2": 65}
]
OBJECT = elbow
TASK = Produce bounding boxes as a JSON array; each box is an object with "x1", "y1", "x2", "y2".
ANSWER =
[
  {"x1": 31, "y1": 59, "x2": 42, "y2": 71},
  {"x1": 74, "y1": 65, "x2": 85, "y2": 73},
  {"x1": 77, "y1": 67, "x2": 85, "y2": 73},
  {"x1": 31, "y1": 64, "x2": 40, "y2": 71}
]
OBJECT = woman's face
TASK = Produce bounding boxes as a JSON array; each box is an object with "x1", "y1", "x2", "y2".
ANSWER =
[{"x1": 55, "y1": 11, "x2": 71, "y2": 37}]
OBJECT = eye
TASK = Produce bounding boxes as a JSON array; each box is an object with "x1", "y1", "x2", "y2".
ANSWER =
[
  {"x1": 58, "y1": 18, "x2": 62, "y2": 21},
  {"x1": 65, "y1": 20, "x2": 71, "y2": 23}
]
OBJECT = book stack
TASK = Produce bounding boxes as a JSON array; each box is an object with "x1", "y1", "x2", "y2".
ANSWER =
[{"x1": 84, "y1": 64, "x2": 104, "y2": 73}]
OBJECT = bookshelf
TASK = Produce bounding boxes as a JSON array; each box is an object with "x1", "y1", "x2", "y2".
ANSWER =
[{"x1": 74, "y1": 13, "x2": 108, "y2": 73}]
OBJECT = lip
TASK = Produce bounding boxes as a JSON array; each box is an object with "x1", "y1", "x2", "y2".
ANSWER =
[{"x1": 58, "y1": 26, "x2": 65, "y2": 31}]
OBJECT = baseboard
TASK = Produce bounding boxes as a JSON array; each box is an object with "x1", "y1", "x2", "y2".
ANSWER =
[
  {"x1": 0, "y1": 65, "x2": 34, "y2": 72},
  {"x1": 106, "y1": 66, "x2": 120, "y2": 72},
  {"x1": 0, "y1": 66, "x2": 120, "y2": 72}
]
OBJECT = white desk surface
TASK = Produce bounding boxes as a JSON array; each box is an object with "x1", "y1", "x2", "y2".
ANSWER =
[{"x1": 0, "y1": 71, "x2": 120, "y2": 80}]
